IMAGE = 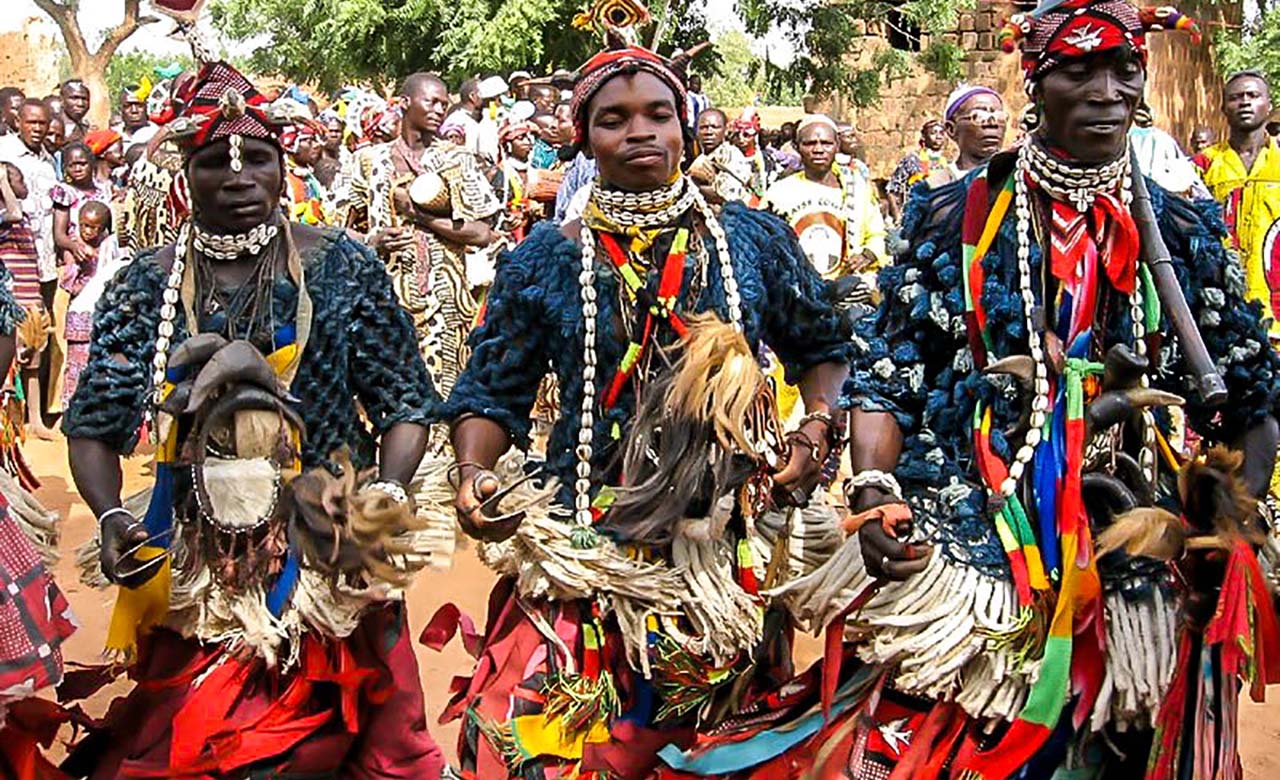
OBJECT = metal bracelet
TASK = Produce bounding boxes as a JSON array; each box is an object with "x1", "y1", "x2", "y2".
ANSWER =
[{"x1": 97, "y1": 506, "x2": 136, "y2": 527}]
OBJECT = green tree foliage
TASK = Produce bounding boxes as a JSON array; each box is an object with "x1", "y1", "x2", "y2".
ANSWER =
[
  {"x1": 211, "y1": 0, "x2": 712, "y2": 94},
  {"x1": 737, "y1": 0, "x2": 974, "y2": 105},
  {"x1": 1216, "y1": 5, "x2": 1280, "y2": 89},
  {"x1": 106, "y1": 50, "x2": 195, "y2": 108}
]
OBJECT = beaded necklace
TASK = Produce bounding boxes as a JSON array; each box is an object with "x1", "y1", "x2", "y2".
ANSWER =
[{"x1": 571, "y1": 176, "x2": 743, "y2": 529}]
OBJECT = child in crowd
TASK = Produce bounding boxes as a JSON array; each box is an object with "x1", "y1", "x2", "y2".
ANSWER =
[{"x1": 62, "y1": 200, "x2": 126, "y2": 404}]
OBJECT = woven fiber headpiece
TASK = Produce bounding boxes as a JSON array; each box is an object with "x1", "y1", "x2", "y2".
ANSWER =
[
  {"x1": 169, "y1": 60, "x2": 280, "y2": 153},
  {"x1": 999, "y1": 1, "x2": 1201, "y2": 83},
  {"x1": 571, "y1": 46, "x2": 687, "y2": 146}
]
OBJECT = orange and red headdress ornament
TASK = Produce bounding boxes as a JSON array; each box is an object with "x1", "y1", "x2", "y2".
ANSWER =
[{"x1": 999, "y1": 1, "x2": 1201, "y2": 84}]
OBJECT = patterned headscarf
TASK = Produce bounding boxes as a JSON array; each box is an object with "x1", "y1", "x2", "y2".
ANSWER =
[
  {"x1": 500, "y1": 120, "x2": 538, "y2": 145},
  {"x1": 945, "y1": 84, "x2": 1002, "y2": 122},
  {"x1": 169, "y1": 60, "x2": 281, "y2": 152},
  {"x1": 279, "y1": 124, "x2": 321, "y2": 156},
  {"x1": 570, "y1": 46, "x2": 687, "y2": 145},
  {"x1": 999, "y1": 1, "x2": 1200, "y2": 84}
]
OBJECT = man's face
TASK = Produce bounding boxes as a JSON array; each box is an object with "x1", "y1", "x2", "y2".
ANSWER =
[
  {"x1": 837, "y1": 127, "x2": 857, "y2": 155},
  {"x1": 17, "y1": 104, "x2": 49, "y2": 153},
  {"x1": 1223, "y1": 76, "x2": 1272, "y2": 134},
  {"x1": 42, "y1": 116, "x2": 64, "y2": 154},
  {"x1": 733, "y1": 123, "x2": 758, "y2": 151},
  {"x1": 1, "y1": 92, "x2": 23, "y2": 132},
  {"x1": 61, "y1": 82, "x2": 90, "y2": 122},
  {"x1": 587, "y1": 72, "x2": 684, "y2": 193},
  {"x1": 1039, "y1": 48, "x2": 1145, "y2": 164},
  {"x1": 688, "y1": 75, "x2": 702, "y2": 93},
  {"x1": 531, "y1": 86, "x2": 557, "y2": 113},
  {"x1": 554, "y1": 103, "x2": 574, "y2": 144},
  {"x1": 121, "y1": 94, "x2": 147, "y2": 128},
  {"x1": 797, "y1": 124, "x2": 837, "y2": 174},
  {"x1": 947, "y1": 93, "x2": 1007, "y2": 161},
  {"x1": 293, "y1": 136, "x2": 322, "y2": 167},
  {"x1": 697, "y1": 111, "x2": 726, "y2": 153},
  {"x1": 403, "y1": 79, "x2": 450, "y2": 137},
  {"x1": 1190, "y1": 127, "x2": 1214, "y2": 153},
  {"x1": 532, "y1": 115, "x2": 559, "y2": 145},
  {"x1": 324, "y1": 120, "x2": 343, "y2": 153},
  {"x1": 186, "y1": 136, "x2": 283, "y2": 233}
]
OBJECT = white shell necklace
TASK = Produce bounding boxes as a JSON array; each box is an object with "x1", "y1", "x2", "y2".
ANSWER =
[{"x1": 571, "y1": 177, "x2": 744, "y2": 531}]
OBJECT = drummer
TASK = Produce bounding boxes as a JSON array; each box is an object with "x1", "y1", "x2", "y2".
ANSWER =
[{"x1": 365, "y1": 72, "x2": 501, "y2": 399}]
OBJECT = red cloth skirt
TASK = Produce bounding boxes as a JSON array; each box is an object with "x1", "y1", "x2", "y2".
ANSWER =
[{"x1": 67, "y1": 604, "x2": 444, "y2": 780}]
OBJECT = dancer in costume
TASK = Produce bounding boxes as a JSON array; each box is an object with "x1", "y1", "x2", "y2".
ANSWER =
[
  {"x1": 59, "y1": 54, "x2": 447, "y2": 779},
  {"x1": 657, "y1": 4, "x2": 1280, "y2": 779},
  {"x1": 436, "y1": 41, "x2": 853, "y2": 780}
]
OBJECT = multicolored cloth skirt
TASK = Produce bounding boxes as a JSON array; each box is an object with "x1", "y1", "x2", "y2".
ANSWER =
[
  {"x1": 62, "y1": 605, "x2": 444, "y2": 780},
  {"x1": 61, "y1": 311, "x2": 93, "y2": 406},
  {"x1": 433, "y1": 578, "x2": 707, "y2": 780}
]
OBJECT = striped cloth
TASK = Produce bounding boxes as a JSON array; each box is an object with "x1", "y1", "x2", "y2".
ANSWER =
[{"x1": 0, "y1": 221, "x2": 43, "y2": 309}]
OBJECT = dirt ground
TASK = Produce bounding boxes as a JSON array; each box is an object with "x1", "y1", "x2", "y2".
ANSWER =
[{"x1": 21, "y1": 434, "x2": 1280, "y2": 776}]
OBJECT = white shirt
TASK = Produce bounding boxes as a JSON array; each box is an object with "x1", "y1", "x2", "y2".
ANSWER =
[
  {"x1": 123, "y1": 123, "x2": 160, "y2": 149},
  {"x1": 0, "y1": 134, "x2": 58, "y2": 281},
  {"x1": 1128, "y1": 125, "x2": 1206, "y2": 197}
]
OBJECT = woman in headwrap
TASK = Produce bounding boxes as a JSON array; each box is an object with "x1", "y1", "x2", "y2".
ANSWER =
[
  {"x1": 84, "y1": 128, "x2": 126, "y2": 192},
  {"x1": 59, "y1": 58, "x2": 447, "y2": 779},
  {"x1": 280, "y1": 122, "x2": 333, "y2": 226},
  {"x1": 658, "y1": 3, "x2": 1280, "y2": 779},
  {"x1": 436, "y1": 43, "x2": 853, "y2": 780},
  {"x1": 494, "y1": 120, "x2": 541, "y2": 243}
]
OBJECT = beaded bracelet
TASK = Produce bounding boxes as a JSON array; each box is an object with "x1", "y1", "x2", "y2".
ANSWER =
[
  {"x1": 844, "y1": 469, "x2": 903, "y2": 501},
  {"x1": 365, "y1": 480, "x2": 410, "y2": 505}
]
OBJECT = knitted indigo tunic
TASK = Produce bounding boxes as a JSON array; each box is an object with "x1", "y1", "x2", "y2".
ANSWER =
[{"x1": 62, "y1": 226, "x2": 438, "y2": 468}]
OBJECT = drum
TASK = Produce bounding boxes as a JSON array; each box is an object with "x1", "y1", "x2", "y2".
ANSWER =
[{"x1": 409, "y1": 171, "x2": 452, "y2": 215}]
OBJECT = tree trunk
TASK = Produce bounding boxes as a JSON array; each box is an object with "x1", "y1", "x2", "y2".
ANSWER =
[{"x1": 85, "y1": 62, "x2": 113, "y2": 130}]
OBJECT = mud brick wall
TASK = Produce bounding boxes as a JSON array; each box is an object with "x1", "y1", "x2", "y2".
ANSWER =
[
  {"x1": 0, "y1": 18, "x2": 63, "y2": 100},
  {"x1": 821, "y1": 1, "x2": 1240, "y2": 179}
]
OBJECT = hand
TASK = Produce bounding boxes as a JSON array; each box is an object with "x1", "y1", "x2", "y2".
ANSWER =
[
  {"x1": 851, "y1": 486, "x2": 931, "y2": 580},
  {"x1": 369, "y1": 226, "x2": 415, "y2": 255},
  {"x1": 72, "y1": 240, "x2": 97, "y2": 265},
  {"x1": 100, "y1": 510, "x2": 161, "y2": 589},
  {"x1": 454, "y1": 467, "x2": 523, "y2": 542},
  {"x1": 771, "y1": 419, "x2": 832, "y2": 507}
]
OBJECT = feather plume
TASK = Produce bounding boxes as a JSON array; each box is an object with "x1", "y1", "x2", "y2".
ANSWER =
[
  {"x1": 603, "y1": 314, "x2": 773, "y2": 544},
  {"x1": 666, "y1": 313, "x2": 768, "y2": 454},
  {"x1": 1097, "y1": 507, "x2": 1186, "y2": 560},
  {"x1": 1178, "y1": 445, "x2": 1261, "y2": 542}
]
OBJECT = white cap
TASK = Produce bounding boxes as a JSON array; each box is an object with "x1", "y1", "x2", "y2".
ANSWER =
[
  {"x1": 479, "y1": 76, "x2": 509, "y2": 101},
  {"x1": 509, "y1": 100, "x2": 537, "y2": 121}
]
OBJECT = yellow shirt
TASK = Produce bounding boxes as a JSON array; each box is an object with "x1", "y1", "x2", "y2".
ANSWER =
[{"x1": 1198, "y1": 139, "x2": 1280, "y2": 338}]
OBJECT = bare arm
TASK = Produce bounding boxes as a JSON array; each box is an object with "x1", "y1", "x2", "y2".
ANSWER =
[
  {"x1": 69, "y1": 436, "x2": 150, "y2": 587},
  {"x1": 847, "y1": 408, "x2": 930, "y2": 580},
  {"x1": 377, "y1": 422, "x2": 429, "y2": 485},
  {"x1": 420, "y1": 215, "x2": 495, "y2": 248}
]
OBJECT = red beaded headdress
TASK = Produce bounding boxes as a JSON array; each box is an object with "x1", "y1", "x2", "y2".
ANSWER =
[{"x1": 998, "y1": 0, "x2": 1201, "y2": 83}]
